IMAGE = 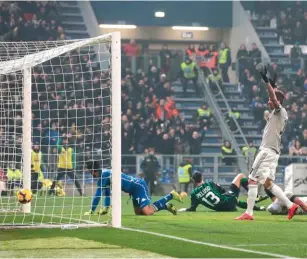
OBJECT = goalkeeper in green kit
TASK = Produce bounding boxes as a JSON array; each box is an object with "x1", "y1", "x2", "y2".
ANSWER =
[{"x1": 179, "y1": 172, "x2": 265, "y2": 212}]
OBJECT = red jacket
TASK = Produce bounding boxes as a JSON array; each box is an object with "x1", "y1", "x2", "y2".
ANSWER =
[{"x1": 153, "y1": 97, "x2": 179, "y2": 120}]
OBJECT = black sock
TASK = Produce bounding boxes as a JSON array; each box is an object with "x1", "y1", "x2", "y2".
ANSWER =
[
  {"x1": 240, "y1": 178, "x2": 248, "y2": 191},
  {"x1": 265, "y1": 188, "x2": 275, "y2": 199}
]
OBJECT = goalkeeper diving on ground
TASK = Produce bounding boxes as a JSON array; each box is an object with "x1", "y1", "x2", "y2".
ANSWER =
[{"x1": 85, "y1": 161, "x2": 183, "y2": 216}]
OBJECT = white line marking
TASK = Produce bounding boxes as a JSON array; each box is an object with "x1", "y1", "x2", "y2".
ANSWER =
[
  {"x1": 33, "y1": 212, "x2": 101, "y2": 225},
  {"x1": 122, "y1": 227, "x2": 297, "y2": 259},
  {"x1": 235, "y1": 244, "x2": 307, "y2": 247}
]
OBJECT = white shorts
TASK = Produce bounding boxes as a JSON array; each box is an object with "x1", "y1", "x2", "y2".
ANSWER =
[{"x1": 249, "y1": 148, "x2": 279, "y2": 184}]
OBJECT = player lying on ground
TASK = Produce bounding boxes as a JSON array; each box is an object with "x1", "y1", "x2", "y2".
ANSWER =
[
  {"x1": 178, "y1": 172, "x2": 265, "y2": 212},
  {"x1": 236, "y1": 65, "x2": 299, "y2": 220},
  {"x1": 85, "y1": 161, "x2": 183, "y2": 216},
  {"x1": 265, "y1": 188, "x2": 307, "y2": 215}
]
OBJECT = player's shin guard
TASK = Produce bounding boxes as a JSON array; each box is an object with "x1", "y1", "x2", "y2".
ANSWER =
[
  {"x1": 152, "y1": 193, "x2": 172, "y2": 212},
  {"x1": 268, "y1": 184, "x2": 292, "y2": 209},
  {"x1": 246, "y1": 185, "x2": 258, "y2": 216}
]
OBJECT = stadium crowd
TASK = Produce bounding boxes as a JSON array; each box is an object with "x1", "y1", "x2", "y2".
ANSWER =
[
  {"x1": 236, "y1": 43, "x2": 307, "y2": 156},
  {"x1": 121, "y1": 50, "x2": 206, "y2": 157},
  {"x1": 247, "y1": 1, "x2": 307, "y2": 45},
  {"x1": 0, "y1": 1, "x2": 65, "y2": 42}
]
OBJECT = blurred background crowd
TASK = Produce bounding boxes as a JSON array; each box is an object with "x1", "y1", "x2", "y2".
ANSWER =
[{"x1": 0, "y1": 1, "x2": 306, "y2": 189}]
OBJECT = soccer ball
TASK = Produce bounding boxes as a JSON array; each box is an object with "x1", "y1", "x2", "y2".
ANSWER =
[
  {"x1": 17, "y1": 189, "x2": 33, "y2": 204},
  {"x1": 180, "y1": 192, "x2": 188, "y2": 198}
]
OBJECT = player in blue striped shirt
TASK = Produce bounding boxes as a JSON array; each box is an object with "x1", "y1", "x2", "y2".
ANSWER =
[{"x1": 84, "y1": 161, "x2": 183, "y2": 216}]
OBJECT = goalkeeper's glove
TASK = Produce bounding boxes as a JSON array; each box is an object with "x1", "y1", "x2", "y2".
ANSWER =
[
  {"x1": 178, "y1": 208, "x2": 187, "y2": 212},
  {"x1": 84, "y1": 210, "x2": 94, "y2": 216},
  {"x1": 97, "y1": 207, "x2": 109, "y2": 215}
]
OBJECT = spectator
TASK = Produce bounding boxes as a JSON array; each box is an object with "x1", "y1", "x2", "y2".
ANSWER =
[
  {"x1": 236, "y1": 44, "x2": 249, "y2": 60},
  {"x1": 160, "y1": 44, "x2": 172, "y2": 76},
  {"x1": 196, "y1": 43, "x2": 209, "y2": 76},
  {"x1": 290, "y1": 42, "x2": 303, "y2": 60},
  {"x1": 294, "y1": 69, "x2": 305, "y2": 95},
  {"x1": 6, "y1": 163, "x2": 22, "y2": 192},
  {"x1": 251, "y1": 96, "x2": 267, "y2": 123},
  {"x1": 249, "y1": 43, "x2": 261, "y2": 59},
  {"x1": 188, "y1": 130, "x2": 205, "y2": 155},
  {"x1": 123, "y1": 39, "x2": 140, "y2": 57},
  {"x1": 31, "y1": 143, "x2": 44, "y2": 183},
  {"x1": 195, "y1": 103, "x2": 213, "y2": 131},
  {"x1": 208, "y1": 68, "x2": 223, "y2": 93},
  {"x1": 221, "y1": 140, "x2": 236, "y2": 165},
  {"x1": 226, "y1": 106, "x2": 241, "y2": 132},
  {"x1": 44, "y1": 121, "x2": 59, "y2": 147},
  {"x1": 289, "y1": 140, "x2": 304, "y2": 156},
  {"x1": 299, "y1": 129, "x2": 307, "y2": 148},
  {"x1": 186, "y1": 43, "x2": 196, "y2": 59},
  {"x1": 140, "y1": 147, "x2": 160, "y2": 195},
  {"x1": 242, "y1": 141, "x2": 257, "y2": 160},
  {"x1": 49, "y1": 137, "x2": 83, "y2": 196},
  {"x1": 177, "y1": 157, "x2": 192, "y2": 193},
  {"x1": 293, "y1": 21, "x2": 304, "y2": 44},
  {"x1": 156, "y1": 133, "x2": 174, "y2": 154},
  {"x1": 236, "y1": 44, "x2": 249, "y2": 83},
  {"x1": 179, "y1": 57, "x2": 198, "y2": 94},
  {"x1": 218, "y1": 42, "x2": 231, "y2": 83}
]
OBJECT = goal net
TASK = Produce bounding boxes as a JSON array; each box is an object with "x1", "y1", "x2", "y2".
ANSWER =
[{"x1": 0, "y1": 33, "x2": 121, "y2": 228}]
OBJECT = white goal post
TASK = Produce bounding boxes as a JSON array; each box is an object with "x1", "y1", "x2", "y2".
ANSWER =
[{"x1": 0, "y1": 32, "x2": 121, "y2": 228}]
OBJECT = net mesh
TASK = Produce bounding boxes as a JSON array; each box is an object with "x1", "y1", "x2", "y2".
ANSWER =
[{"x1": 0, "y1": 35, "x2": 114, "y2": 227}]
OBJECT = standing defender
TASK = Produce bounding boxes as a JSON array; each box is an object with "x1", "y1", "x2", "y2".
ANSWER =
[{"x1": 236, "y1": 65, "x2": 298, "y2": 220}]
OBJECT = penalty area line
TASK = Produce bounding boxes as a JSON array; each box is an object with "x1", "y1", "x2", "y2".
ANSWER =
[{"x1": 122, "y1": 227, "x2": 296, "y2": 259}]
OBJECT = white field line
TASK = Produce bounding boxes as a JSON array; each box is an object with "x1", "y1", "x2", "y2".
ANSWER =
[
  {"x1": 235, "y1": 244, "x2": 307, "y2": 247},
  {"x1": 122, "y1": 227, "x2": 297, "y2": 259},
  {"x1": 1, "y1": 213, "x2": 298, "y2": 258}
]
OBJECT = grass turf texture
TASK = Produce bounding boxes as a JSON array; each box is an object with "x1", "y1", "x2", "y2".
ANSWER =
[{"x1": 1, "y1": 195, "x2": 307, "y2": 258}]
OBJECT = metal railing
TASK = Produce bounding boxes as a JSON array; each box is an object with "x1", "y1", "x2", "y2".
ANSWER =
[{"x1": 195, "y1": 65, "x2": 248, "y2": 174}]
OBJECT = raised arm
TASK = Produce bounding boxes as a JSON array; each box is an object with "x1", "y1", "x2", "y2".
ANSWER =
[{"x1": 259, "y1": 65, "x2": 280, "y2": 109}]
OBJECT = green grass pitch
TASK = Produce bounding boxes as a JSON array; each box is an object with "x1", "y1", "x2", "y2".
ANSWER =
[{"x1": 1, "y1": 195, "x2": 307, "y2": 258}]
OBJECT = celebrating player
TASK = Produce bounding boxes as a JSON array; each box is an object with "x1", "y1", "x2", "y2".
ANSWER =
[
  {"x1": 178, "y1": 172, "x2": 265, "y2": 212},
  {"x1": 236, "y1": 65, "x2": 299, "y2": 220},
  {"x1": 84, "y1": 161, "x2": 183, "y2": 216}
]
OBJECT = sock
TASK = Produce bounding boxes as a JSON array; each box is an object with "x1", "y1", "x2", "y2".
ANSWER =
[
  {"x1": 246, "y1": 184, "x2": 258, "y2": 216},
  {"x1": 240, "y1": 178, "x2": 249, "y2": 191},
  {"x1": 292, "y1": 196, "x2": 307, "y2": 212},
  {"x1": 265, "y1": 188, "x2": 275, "y2": 199},
  {"x1": 269, "y1": 184, "x2": 292, "y2": 209},
  {"x1": 152, "y1": 193, "x2": 172, "y2": 212}
]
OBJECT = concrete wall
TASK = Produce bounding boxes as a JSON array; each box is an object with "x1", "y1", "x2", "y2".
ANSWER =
[
  {"x1": 100, "y1": 27, "x2": 229, "y2": 43},
  {"x1": 228, "y1": 1, "x2": 270, "y2": 63}
]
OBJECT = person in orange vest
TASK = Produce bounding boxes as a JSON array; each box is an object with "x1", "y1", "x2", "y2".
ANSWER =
[
  {"x1": 196, "y1": 44, "x2": 210, "y2": 76},
  {"x1": 207, "y1": 45, "x2": 219, "y2": 70},
  {"x1": 186, "y1": 44, "x2": 196, "y2": 59}
]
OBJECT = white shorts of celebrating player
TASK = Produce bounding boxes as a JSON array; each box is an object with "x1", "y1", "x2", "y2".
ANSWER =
[
  {"x1": 249, "y1": 148, "x2": 279, "y2": 184},
  {"x1": 267, "y1": 192, "x2": 307, "y2": 215}
]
